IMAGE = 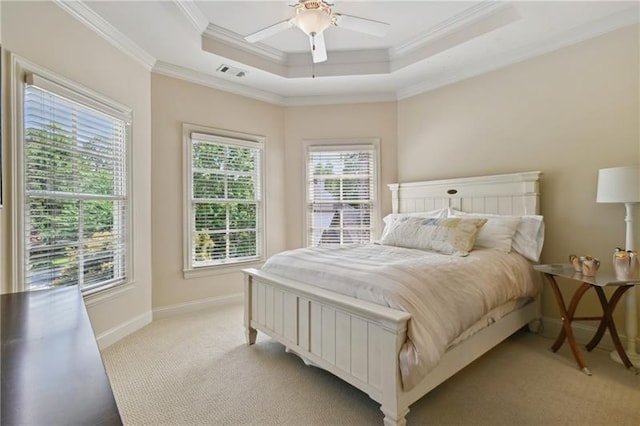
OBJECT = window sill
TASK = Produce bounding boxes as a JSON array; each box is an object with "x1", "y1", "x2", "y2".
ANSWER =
[
  {"x1": 83, "y1": 281, "x2": 135, "y2": 308},
  {"x1": 183, "y1": 260, "x2": 265, "y2": 279}
]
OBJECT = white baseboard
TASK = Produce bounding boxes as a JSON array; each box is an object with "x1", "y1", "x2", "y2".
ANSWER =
[
  {"x1": 540, "y1": 316, "x2": 640, "y2": 352},
  {"x1": 96, "y1": 311, "x2": 152, "y2": 350},
  {"x1": 152, "y1": 293, "x2": 243, "y2": 320},
  {"x1": 95, "y1": 294, "x2": 242, "y2": 349}
]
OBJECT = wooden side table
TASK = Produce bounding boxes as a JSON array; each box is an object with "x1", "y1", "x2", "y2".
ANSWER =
[{"x1": 534, "y1": 264, "x2": 640, "y2": 376}]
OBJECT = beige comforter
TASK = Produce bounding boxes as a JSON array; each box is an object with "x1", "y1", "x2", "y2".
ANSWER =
[{"x1": 261, "y1": 244, "x2": 540, "y2": 390}]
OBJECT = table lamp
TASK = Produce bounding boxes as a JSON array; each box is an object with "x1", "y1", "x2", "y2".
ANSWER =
[{"x1": 596, "y1": 165, "x2": 640, "y2": 367}]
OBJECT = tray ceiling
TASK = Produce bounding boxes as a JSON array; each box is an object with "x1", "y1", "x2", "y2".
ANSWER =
[{"x1": 57, "y1": 1, "x2": 639, "y2": 105}]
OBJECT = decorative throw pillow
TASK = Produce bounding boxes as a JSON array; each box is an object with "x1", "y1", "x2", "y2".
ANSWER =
[
  {"x1": 380, "y1": 208, "x2": 448, "y2": 240},
  {"x1": 380, "y1": 217, "x2": 487, "y2": 256},
  {"x1": 449, "y1": 213, "x2": 521, "y2": 253},
  {"x1": 448, "y1": 208, "x2": 545, "y2": 261}
]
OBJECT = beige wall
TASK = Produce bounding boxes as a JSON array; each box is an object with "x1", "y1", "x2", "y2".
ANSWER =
[
  {"x1": 150, "y1": 74, "x2": 286, "y2": 309},
  {"x1": 2, "y1": 0, "x2": 638, "y2": 345},
  {"x1": 149, "y1": 84, "x2": 397, "y2": 310},
  {"x1": 1, "y1": 1, "x2": 153, "y2": 339},
  {"x1": 151, "y1": 85, "x2": 396, "y2": 309},
  {"x1": 398, "y1": 25, "x2": 640, "y2": 329},
  {"x1": 284, "y1": 103, "x2": 398, "y2": 249}
]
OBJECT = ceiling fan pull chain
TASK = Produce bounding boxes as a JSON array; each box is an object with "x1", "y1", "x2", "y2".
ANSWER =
[{"x1": 312, "y1": 33, "x2": 317, "y2": 78}]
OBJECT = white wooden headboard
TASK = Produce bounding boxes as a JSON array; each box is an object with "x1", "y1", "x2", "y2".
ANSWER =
[{"x1": 389, "y1": 171, "x2": 541, "y2": 216}]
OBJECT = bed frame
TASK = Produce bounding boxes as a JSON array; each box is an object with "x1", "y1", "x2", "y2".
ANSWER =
[{"x1": 243, "y1": 171, "x2": 542, "y2": 425}]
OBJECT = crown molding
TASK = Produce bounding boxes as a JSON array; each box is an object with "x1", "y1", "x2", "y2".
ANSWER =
[
  {"x1": 204, "y1": 24, "x2": 289, "y2": 64},
  {"x1": 53, "y1": 0, "x2": 156, "y2": 70},
  {"x1": 390, "y1": 1, "x2": 515, "y2": 59},
  {"x1": 203, "y1": 25, "x2": 391, "y2": 79},
  {"x1": 53, "y1": 0, "x2": 639, "y2": 107},
  {"x1": 390, "y1": 2, "x2": 520, "y2": 73},
  {"x1": 173, "y1": 0, "x2": 210, "y2": 34},
  {"x1": 287, "y1": 49, "x2": 390, "y2": 78},
  {"x1": 283, "y1": 92, "x2": 398, "y2": 107},
  {"x1": 152, "y1": 61, "x2": 285, "y2": 106},
  {"x1": 200, "y1": 2, "x2": 519, "y2": 81},
  {"x1": 152, "y1": 60, "x2": 396, "y2": 107},
  {"x1": 397, "y1": 8, "x2": 640, "y2": 100}
]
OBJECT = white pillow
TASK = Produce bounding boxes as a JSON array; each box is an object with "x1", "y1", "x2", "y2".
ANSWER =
[
  {"x1": 448, "y1": 208, "x2": 545, "y2": 262},
  {"x1": 381, "y1": 208, "x2": 447, "y2": 240},
  {"x1": 380, "y1": 216, "x2": 487, "y2": 256},
  {"x1": 512, "y1": 216, "x2": 545, "y2": 262},
  {"x1": 448, "y1": 213, "x2": 520, "y2": 253}
]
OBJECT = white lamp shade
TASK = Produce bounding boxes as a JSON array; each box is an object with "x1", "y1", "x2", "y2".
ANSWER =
[
  {"x1": 596, "y1": 166, "x2": 640, "y2": 203},
  {"x1": 295, "y1": 9, "x2": 332, "y2": 35}
]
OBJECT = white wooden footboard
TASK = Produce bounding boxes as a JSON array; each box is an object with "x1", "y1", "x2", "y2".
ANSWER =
[
  {"x1": 244, "y1": 171, "x2": 542, "y2": 425},
  {"x1": 245, "y1": 266, "x2": 541, "y2": 425},
  {"x1": 244, "y1": 267, "x2": 412, "y2": 426}
]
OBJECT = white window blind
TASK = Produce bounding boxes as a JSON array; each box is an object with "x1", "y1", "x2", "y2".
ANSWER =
[
  {"x1": 188, "y1": 132, "x2": 263, "y2": 268},
  {"x1": 23, "y1": 75, "x2": 129, "y2": 292},
  {"x1": 306, "y1": 145, "x2": 377, "y2": 246}
]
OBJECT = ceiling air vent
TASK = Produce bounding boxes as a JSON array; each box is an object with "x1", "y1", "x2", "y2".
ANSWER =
[{"x1": 216, "y1": 64, "x2": 246, "y2": 78}]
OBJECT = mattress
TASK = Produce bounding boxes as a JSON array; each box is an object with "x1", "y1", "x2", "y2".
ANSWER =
[{"x1": 260, "y1": 244, "x2": 540, "y2": 390}]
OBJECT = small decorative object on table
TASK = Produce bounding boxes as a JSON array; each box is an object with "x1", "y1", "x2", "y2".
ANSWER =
[
  {"x1": 569, "y1": 254, "x2": 600, "y2": 276},
  {"x1": 614, "y1": 248, "x2": 639, "y2": 280},
  {"x1": 569, "y1": 254, "x2": 584, "y2": 272},
  {"x1": 582, "y1": 256, "x2": 600, "y2": 276}
]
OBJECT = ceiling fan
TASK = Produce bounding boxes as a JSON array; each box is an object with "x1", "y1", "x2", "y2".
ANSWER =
[{"x1": 244, "y1": 0, "x2": 390, "y2": 64}]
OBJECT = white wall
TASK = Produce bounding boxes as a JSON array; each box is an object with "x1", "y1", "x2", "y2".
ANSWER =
[{"x1": 1, "y1": 1, "x2": 153, "y2": 345}]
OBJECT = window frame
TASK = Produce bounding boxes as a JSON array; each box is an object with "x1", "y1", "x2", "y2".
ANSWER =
[
  {"x1": 182, "y1": 123, "x2": 266, "y2": 278},
  {"x1": 10, "y1": 55, "x2": 133, "y2": 295},
  {"x1": 302, "y1": 138, "x2": 381, "y2": 248}
]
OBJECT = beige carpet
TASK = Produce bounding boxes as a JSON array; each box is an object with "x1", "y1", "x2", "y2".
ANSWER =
[{"x1": 102, "y1": 303, "x2": 640, "y2": 425}]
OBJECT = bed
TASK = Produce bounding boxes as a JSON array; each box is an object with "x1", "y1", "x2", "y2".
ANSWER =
[{"x1": 243, "y1": 171, "x2": 543, "y2": 426}]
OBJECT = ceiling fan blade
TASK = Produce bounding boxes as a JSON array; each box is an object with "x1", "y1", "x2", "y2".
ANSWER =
[
  {"x1": 334, "y1": 14, "x2": 390, "y2": 37},
  {"x1": 245, "y1": 19, "x2": 294, "y2": 43},
  {"x1": 309, "y1": 32, "x2": 327, "y2": 63}
]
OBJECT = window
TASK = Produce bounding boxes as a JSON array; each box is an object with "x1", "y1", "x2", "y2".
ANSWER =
[
  {"x1": 20, "y1": 72, "x2": 131, "y2": 293},
  {"x1": 305, "y1": 140, "x2": 379, "y2": 247},
  {"x1": 184, "y1": 125, "x2": 264, "y2": 274}
]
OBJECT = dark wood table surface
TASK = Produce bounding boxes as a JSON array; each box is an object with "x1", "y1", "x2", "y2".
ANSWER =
[{"x1": 1, "y1": 286, "x2": 122, "y2": 425}]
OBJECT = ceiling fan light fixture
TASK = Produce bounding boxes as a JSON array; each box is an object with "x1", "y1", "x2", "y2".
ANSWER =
[
  {"x1": 295, "y1": 10, "x2": 331, "y2": 35},
  {"x1": 294, "y1": 1, "x2": 334, "y2": 36},
  {"x1": 244, "y1": 0, "x2": 389, "y2": 66}
]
